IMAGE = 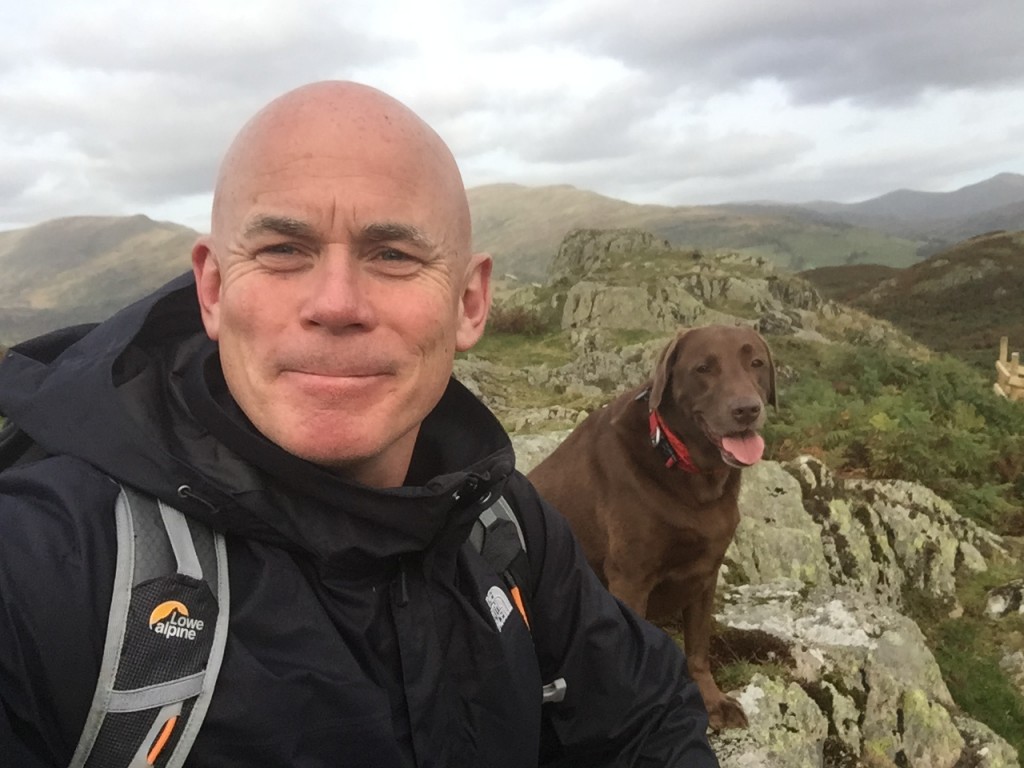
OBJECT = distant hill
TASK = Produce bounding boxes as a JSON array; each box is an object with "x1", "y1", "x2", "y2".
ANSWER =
[
  {"x1": 469, "y1": 184, "x2": 922, "y2": 280},
  {"x1": 800, "y1": 172, "x2": 1024, "y2": 241},
  {"x1": 807, "y1": 172, "x2": 1024, "y2": 221},
  {"x1": 0, "y1": 215, "x2": 196, "y2": 344},
  {"x1": 801, "y1": 230, "x2": 1024, "y2": 370}
]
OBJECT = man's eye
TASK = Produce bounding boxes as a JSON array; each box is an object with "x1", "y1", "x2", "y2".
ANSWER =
[
  {"x1": 261, "y1": 243, "x2": 299, "y2": 255},
  {"x1": 371, "y1": 247, "x2": 422, "y2": 275},
  {"x1": 379, "y1": 248, "x2": 414, "y2": 262},
  {"x1": 254, "y1": 243, "x2": 309, "y2": 271}
]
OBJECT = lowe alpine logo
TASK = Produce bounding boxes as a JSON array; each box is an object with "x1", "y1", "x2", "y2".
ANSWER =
[{"x1": 149, "y1": 600, "x2": 205, "y2": 641}]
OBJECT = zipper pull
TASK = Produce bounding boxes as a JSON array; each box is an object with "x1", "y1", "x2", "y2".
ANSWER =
[
  {"x1": 176, "y1": 484, "x2": 220, "y2": 515},
  {"x1": 393, "y1": 558, "x2": 410, "y2": 607}
]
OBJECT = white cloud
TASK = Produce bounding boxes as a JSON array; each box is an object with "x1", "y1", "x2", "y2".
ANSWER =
[{"x1": 0, "y1": 0, "x2": 1021, "y2": 229}]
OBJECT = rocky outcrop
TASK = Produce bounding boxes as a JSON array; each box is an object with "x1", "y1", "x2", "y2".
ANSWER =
[
  {"x1": 543, "y1": 228, "x2": 884, "y2": 348},
  {"x1": 741, "y1": 458, "x2": 1006, "y2": 610},
  {"x1": 714, "y1": 583, "x2": 968, "y2": 767},
  {"x1": 705, "y1": 459, "x2": 1018, "y2": 767},
  {"x1": 548, "y1": 228, "x2": 673, "y2": 281}
]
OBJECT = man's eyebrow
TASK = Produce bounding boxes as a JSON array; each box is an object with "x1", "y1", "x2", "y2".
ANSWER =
[
  {"x1": 242, "y1": 215, "x2": 319, "y2": 241},
  {"x1": 362, "y1": 222, "x2": 438, "y2": 251}
]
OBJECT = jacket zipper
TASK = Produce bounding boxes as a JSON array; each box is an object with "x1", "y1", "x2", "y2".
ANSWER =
[{"x1": 394, "y1": 557, "x2": 410, "y2": 607}]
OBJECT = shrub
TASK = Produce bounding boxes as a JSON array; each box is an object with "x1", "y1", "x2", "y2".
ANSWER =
[
  {"x1": 487, "y1": 304, "x2": 553, "y2": 336},
  {"x1": 766, "y1": 342, "x2": 1024, "y2": 530}
]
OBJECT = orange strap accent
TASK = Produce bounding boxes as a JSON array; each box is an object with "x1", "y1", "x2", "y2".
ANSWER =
[
  {"x1": 147, "y1": 715, "x2": 178, "y2": 765},
  {"x1": 510, "y1": 585, "x2": 530, "y2": 630}
]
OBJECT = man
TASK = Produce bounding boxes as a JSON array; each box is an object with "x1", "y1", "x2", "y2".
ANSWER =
[{"x1": 0, "y1": 82, "x2": 719, "y2": 766}]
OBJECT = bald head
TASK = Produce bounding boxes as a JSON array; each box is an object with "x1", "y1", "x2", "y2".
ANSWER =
[{"x1": 211, "y1": 81, "x2": 472, "y2": 258}]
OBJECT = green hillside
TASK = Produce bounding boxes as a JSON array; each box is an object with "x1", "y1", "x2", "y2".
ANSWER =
[
  {"x1": 0, "y1": 215, "x2": 196, "y2": 344},
  {"x1": 802, "y1": 230, "x2": 1024, "y2": 371}
]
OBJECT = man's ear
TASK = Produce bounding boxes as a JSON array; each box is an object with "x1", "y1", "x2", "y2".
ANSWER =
[
  {"x1": 192, "y1": 237, "x2": 222, "y2": 341},
  {"x1": 455, "y1": 252, "x2": 493, "y2": 351}
]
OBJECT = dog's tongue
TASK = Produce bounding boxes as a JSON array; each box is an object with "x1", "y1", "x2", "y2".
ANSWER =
[{"x1": 722, "y1": 433, "x2": 765, "y2": 466}]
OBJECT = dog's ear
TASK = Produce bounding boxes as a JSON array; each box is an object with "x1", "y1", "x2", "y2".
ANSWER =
[
  {"x1": 757, "y1": 331, "x2": 779, "y2": 410},
  {"x1": 649, "y1": 330, "x2": 689, "y2": 412}
]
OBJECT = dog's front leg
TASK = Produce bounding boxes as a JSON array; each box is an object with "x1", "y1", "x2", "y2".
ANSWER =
[
  {"x1": 604, "y1": 564, "x2": 652, "y2": 618},
  {"x1": 682, "y1": 574, "x2": 749, "y2": 730}
]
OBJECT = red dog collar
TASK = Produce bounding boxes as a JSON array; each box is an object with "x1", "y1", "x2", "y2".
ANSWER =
[{"x1": 649, "y1": 409, "x2": 701, "y2": 474}]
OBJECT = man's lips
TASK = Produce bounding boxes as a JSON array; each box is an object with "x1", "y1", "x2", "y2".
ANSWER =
[
  {"x1": 279, "y1": 356, "x2": 398, "y2": 379},
  {"x1": 289, "y1": 369, "x2": 389, "y2": 378}
]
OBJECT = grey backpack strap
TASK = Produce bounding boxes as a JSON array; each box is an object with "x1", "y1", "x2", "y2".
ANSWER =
[
  {"x1": 469, "y1": 494, "x2": 531, "y2": 624},
  {"x1": 69, "y1": 485, "x2": 230, "y2": 768},
  {"x1": 469, "y1": 495, "x2": 526, "y2": 554},
  {"x1": 468, "y1": 494, "x2": 567, "y2": 704}
]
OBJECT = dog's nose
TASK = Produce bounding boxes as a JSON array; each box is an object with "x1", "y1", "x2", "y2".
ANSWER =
[{"x1": 731, "y1": 400, "x2": 762, "y2": 426}]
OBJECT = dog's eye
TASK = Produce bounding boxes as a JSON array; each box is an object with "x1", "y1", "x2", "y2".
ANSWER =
[
  {"x1": 751, "y1": 358, "x2": 765, "y2": 368},
  {"x1": 695, "y1": 364, "x2": 711, "y2": 374}
]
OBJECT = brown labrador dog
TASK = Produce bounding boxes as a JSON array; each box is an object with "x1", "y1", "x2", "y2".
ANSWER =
[{"x1": 528, "y1": 325, "x2": 776, "y2": 729}]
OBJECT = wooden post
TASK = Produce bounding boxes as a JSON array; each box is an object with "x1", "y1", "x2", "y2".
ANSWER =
[{"x1": 994, "y1": 337, "x2": 1024, "y2": 401}]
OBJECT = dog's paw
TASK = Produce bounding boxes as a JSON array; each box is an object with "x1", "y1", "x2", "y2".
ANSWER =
[{"x1": 707, "y1": 696, "x2": 749, "y2": 730}]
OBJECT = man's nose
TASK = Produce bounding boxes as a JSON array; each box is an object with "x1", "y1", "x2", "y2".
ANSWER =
[{"x1": 300, "y1": 251, "x2": 377, "y2": 330}]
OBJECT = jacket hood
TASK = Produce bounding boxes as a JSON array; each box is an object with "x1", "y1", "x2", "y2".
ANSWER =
[{"x1": 0, "y1": 273, "x2": 516, "y2": 567}]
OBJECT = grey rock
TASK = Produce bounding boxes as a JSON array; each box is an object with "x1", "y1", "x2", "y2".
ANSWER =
[
  {"x1": 888, "y1": 688, "x2": 964, "y2": 768},
  {"x1": 987, "y1": 579, "x2": 1024, "y2": 618},
  {"x1": 718, "y1": 583, "x2": 963, "y2": 767},
  {"x1": 954, "y1": 716, "x2": 1021, "y2": 768},
  {"x1": 710, "y1": 674, "x2": 828, "y2": 768},
  {"x1": 729, "y1": 461, "x2": 833, "y2": 587},
  {"x1": 510, "y1": 430, "x2": 573, "y2": 475},
  {"x1": 782, "y1": 457, "x2": 1005, "y2": 611}
]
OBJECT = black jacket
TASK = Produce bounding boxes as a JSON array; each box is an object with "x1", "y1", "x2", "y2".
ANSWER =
[{"x1": 0, "y1": 274, "x2": 719, "y2": 767}]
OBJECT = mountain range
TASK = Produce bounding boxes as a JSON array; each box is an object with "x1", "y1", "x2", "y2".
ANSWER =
[
  {"x1": 801, "y1": 172, "x2": 1024, "y2": 234},
  {"x1": 1, "y1": 172, "x2": 1023, "y2": 346},
  {"x1": 470, "y1": 171, "x2": 1024, "y2": 279}
]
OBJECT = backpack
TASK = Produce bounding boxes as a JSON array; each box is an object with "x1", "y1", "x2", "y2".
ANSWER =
[{"x1": 0, "y1": 421, "x2": 563, "y2": 768}]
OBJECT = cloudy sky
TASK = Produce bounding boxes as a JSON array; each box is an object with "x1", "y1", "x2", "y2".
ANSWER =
[{"x1": 1, "y1": 0, "x2": 1022, "y2": 232}]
